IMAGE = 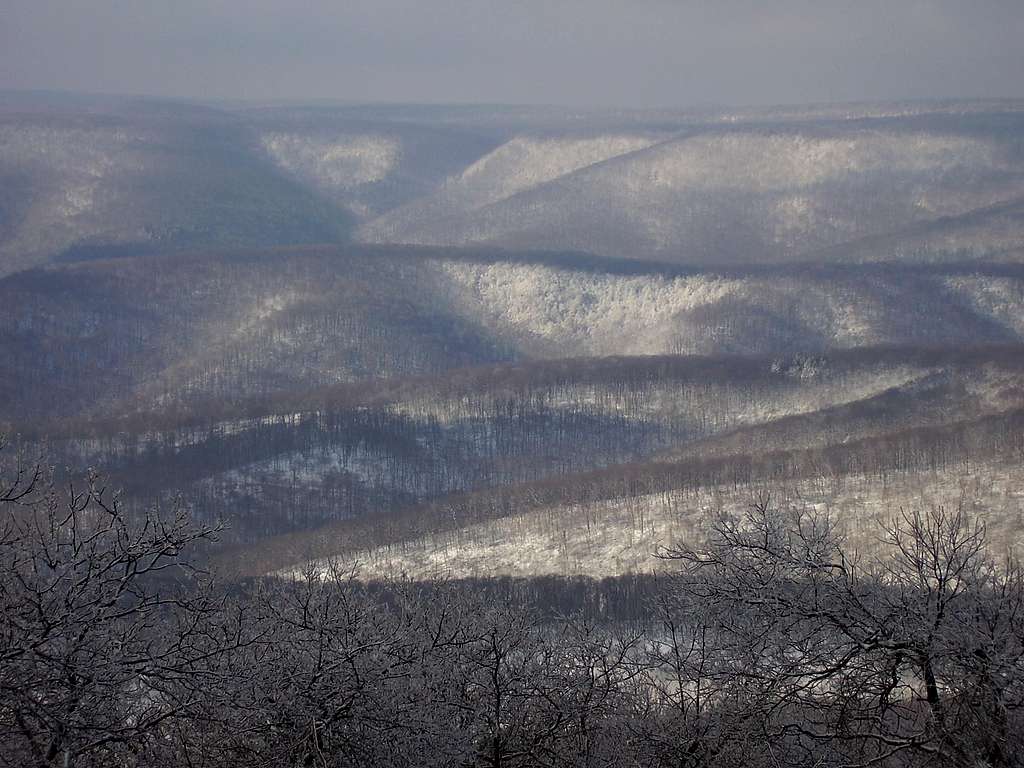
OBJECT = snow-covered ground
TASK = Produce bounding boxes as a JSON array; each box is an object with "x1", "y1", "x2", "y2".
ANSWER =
[
  {"x1": 947, "y1": 276, "x2": 1024, "y2": 336},
  {"x1": 261, "y1": 133, "x2": 401, "y2": 192},
  {"x1": 387, "y1": 363, "x2": 932, "y2": 430},
  {"x1": 359, "y1": 126, "x2": 1024, "y2": 261},
  {"x1": 436, "y1": 261, "x2": 736, "y2": 356},
  {"x1": 0, "y1": 123, "x2": 146, "y2": 273},
  {"x1": 297, "y1": 458, "x2": 1024, "y2": 581},
  {"x1": 430, "y1": 258, "x2": 1024, "y2": 357},
  {"x1": 437, "y1": 134, "x2": 660, "y2": 209}
]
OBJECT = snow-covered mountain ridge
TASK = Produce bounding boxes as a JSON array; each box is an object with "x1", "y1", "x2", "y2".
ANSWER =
[{"x1": 5, "y1": 96, "x2": 1024, "y2": 276}]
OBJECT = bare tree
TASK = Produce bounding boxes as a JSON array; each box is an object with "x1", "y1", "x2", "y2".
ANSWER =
[
  {"x1": 658, "y1": 494, "x2": 1024, "y2": 767},
  {"x1": 0, "y1": 439, "x2": 222, "y2": 767},
  {"x1": 633, "y1": 585, "x2": 772, "y2": 768},
  {"x1": 540, "y1": 616, "x2": 645, "y2": 768},
  {"x1": 183, "y1": 565, "x2": 485, "y2": 768}
]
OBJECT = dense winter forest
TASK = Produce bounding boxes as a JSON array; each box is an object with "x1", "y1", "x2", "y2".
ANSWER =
[
  {"x1": 4, "y1": 445, "x2": 1024, "y2": 767},
  {"x1": 3, "y1": 93, "x2": 1024, "y2": 766}
]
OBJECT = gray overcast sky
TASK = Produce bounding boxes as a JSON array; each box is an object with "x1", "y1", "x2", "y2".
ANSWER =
[{"x1": 2, "y1": 0, "x2": 1023, "y2": 108}]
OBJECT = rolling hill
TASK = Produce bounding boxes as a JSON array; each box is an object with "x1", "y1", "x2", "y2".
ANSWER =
[
  {"x1": 4, "y1": 245, "x2": 1024, "y2": 422},
  {"x1": 6, "y1": 95, "x2": 1024, "y2": 277},
  {"x1": 14, "y1": 343, "x2": 1019, "y2": 557},
  {"x1": 3, "y1": 94, "x2": 1024, "y2": 586}
]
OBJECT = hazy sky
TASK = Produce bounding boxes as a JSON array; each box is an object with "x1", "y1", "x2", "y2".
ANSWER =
[{"x1": 3, "y1": 0, "x2": 1023, "y2": 108}]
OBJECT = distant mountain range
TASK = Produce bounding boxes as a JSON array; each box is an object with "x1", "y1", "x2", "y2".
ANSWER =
[
  {"x1": 2, "y1": 93, "x2": 1023, "y2": 581},
  {"x1": 4, "y1": 95, "x2": 1024, "y2": 277}
]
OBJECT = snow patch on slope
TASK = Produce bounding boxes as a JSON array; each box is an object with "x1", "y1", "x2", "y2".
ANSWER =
[
  {"x1": 644, "y1": 132, "x2": 997, "y2": 192},
  {"x1": 0, "y1": 124, "x2": 145, "y2": 270},
  {"x1": 433, "y1": 260, "x2": 905, "y2": 356},
  {"x1": 261, "y1": 133, "x2": 401, "y2": 190},
  {"x1": 359, "y1": 134, "x2": 661, "y2": 241},
  {"x1": 450, "y1": 135, "x2": 660, "y2": 209},
  {"x1": 437, "y1": 260, "x2": 736, "y2": 356},
  {"x1": 945, "y1": 276, "x2": 1024, "y2": 336},
  {"x1": 306, "y1": 459, "x2": 1024, "y2": 581},
  {"x1": 360, "y1": 127, "x2": 1018, "y2": 260}
]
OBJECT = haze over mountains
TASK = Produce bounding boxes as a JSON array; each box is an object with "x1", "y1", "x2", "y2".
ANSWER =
[
  {"x1": 2, "y1": 93, "x2": 1023, "y2": 579},
  {"x1": 5, "y1": 95, "x2": 1024, "y2": 275},
  {"x1": 9, "y1": 0, "x2": 1024, "y2": 758}
]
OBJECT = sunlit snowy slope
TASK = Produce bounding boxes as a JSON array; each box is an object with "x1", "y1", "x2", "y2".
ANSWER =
[
  {"x1": 6, "y1": 95, "x2": 1024, "y2": 582},
  {"x1": 5, "y1": 96, "x2": 1024, "y2": 276},
  {"x1": 4, "y1": 246, "x2": 1024, "y2": 421}
]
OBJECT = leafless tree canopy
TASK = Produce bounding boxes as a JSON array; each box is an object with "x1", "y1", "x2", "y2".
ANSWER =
[{"x1": 3, "y1": 444, "x2": 1024, "y2": 767}]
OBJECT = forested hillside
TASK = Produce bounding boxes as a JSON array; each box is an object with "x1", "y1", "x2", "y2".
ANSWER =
[
  {"x1": 3, "y1": 245, "x2": 1024, "y2": 420},
  {"x1": 3, "y1": 94, "x2": 1023, "y2": 586},
  {"x1": 5, "y1": 96, "x2": 1024, "y2": 277},
  {"x1": 8, "y1": 342, "x2": 1018, "y2": 558},
  {"x1": 5, "y1": 444, "x2": 1024, "y2": 767},
  {"x1": 5, "y1": 92, "x2": 1024, "y2": 767}
]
